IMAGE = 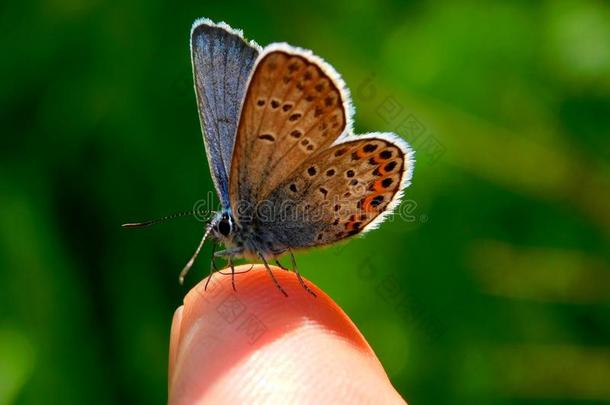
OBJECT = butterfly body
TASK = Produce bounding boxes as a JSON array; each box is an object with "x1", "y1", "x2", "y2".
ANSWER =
[
  {"x1": 208, "y1": 209, "x2": 284, "y2": 261},
  {"x1": 178, "y1": 18, "x2": 414, "y2": 293},
  {"x1": 210, "y1": 207, "x2": 320, "y2": 261}
]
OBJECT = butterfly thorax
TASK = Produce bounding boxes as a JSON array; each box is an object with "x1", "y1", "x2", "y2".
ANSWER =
[{"x1": 210, "y1": 209, "x2": 288, "y2": 260}]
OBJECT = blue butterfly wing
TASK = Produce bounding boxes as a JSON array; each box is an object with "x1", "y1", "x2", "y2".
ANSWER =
[{"x1": 190, "y1": 19, "x2": 260, "y2": 208}]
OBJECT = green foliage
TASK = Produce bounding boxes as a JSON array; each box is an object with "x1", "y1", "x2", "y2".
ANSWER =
[{"x1": 1, "y1": 0, "x2": 609, "y2": 403}]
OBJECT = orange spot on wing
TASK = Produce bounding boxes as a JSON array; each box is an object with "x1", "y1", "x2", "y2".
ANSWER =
[
  {"x1": 377, "y1": 160, "x2": 399, "y2": 176},
  {"x1": 372, "y1": 179, "x2": 385, "y2": 192},
  {"x1": 360, "y1": 193, "x2": 386, "y2": 212},
  {"x1": 356, "y1": 149, "x2": 367, "y2": 159},
  {"x1": 344, "y1": 220, "x2": 363, "y2": 234},
  {"x1": 360, "y1": 195, "x2": 376, "y2": 212}
]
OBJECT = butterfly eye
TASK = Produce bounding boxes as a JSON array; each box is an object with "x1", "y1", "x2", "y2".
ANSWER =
[{"x1": 218, "y1": 216, "x2": 232, "y2": 236}]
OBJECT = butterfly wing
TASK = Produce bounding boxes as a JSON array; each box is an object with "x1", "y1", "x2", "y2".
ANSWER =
[
  {"x1": 228, "y1": 44, "x2": 350, "y2": 211},
  {"x1": 191, "y1": 18, "x2": 260, "y2": 207},
  {"x1": 260, "y1": 134, "x2": 414, "y2": 250},
  {"x1": 228, "y1": 43, "x2": 415, "y2": 253}
]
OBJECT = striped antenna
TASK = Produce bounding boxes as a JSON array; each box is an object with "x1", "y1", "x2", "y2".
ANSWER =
[{"x1": 121, "y1": 210, "x2": 195, "y2": 228}]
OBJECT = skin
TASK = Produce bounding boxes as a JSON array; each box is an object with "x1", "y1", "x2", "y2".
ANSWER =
[{"x1": 168, "y1": 265, "x2": 407, "y2": 404}]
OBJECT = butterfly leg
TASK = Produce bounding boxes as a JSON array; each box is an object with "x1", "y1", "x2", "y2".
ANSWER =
[
  {"x1": 228, "y1": 256, "x2": 237, "y2": 292},
  {"x1": 214, "y1": 247, "x2": 243, "y2": 291},
  {"x1": 274, "y1": 259, "x2": 290, "y2": 271},
  {"x1": 204, "y1": 241, "x2": 219, "y2": 291},
  {"x1": 214, "y1": 247, "x2": 243, "y2": 258},
  {"x1": 289, "y1": 250, "x2": 316, "y2": 297},
  {"x1": 258, "y1": 252, "x2": 288, "y2": 297},
  {"x1": 224, "y1": 259, "x2": 257, "y2": 291},
  {"x1": 210, "y1": 246, "x2": 253, "y2": 292},
  {"x1": 218, "y1": 264, "x2": 255, "y2": 275}
]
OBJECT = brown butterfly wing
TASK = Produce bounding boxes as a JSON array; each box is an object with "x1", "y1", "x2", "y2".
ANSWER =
[
  {"x1": 259, "y1": 135, "x2": 413, "y2": 250},
  {"x1": 229, "y1": 47, "x2": 348, "y2": 211}
]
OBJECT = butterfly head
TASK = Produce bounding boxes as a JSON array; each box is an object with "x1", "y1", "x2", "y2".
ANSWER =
[{"x1": 210, "y1": 210, "x2": 236, "y2": 243}]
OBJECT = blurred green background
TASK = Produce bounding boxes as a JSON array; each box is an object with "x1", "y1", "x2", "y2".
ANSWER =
[{"x1": 2, "y1": 0, "x2": 610, "y2": 403}]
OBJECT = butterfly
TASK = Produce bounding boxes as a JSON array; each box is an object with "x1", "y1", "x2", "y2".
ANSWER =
[{"x1": 125, "y1": 18, "x2": 415, "y2": 297}]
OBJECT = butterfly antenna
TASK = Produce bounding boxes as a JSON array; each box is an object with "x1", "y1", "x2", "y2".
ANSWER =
[
  {"x1": 179, "y1": 223, "x2": 214, "y2": 285},
  {"x1": 121, "y1": 210, "x2": 196, "y2": 228}
]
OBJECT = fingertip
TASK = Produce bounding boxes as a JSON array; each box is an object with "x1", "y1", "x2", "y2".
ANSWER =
[
  {"x1": 168, "y1": 305, "x2": 183, "y2": 384},
  {"x1": 180, "y1": 264, "x2": 372, "y2": 352},
  {"x1": 169, "y1": 265, "x2": 405, "y2": 404}
]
